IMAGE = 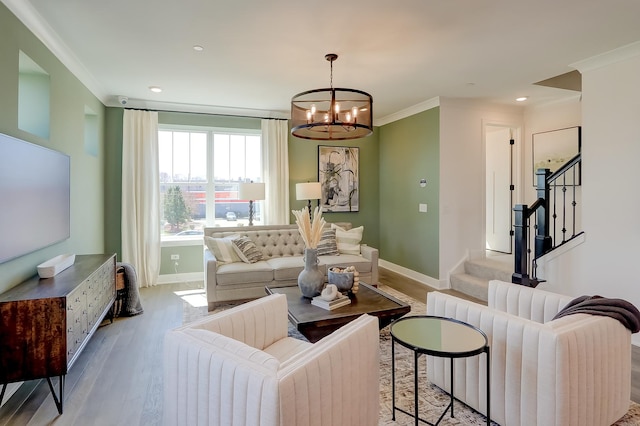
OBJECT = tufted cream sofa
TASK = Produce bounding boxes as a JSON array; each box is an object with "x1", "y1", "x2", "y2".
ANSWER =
[
  {"x1": 426, "y1": 280, "x2": 632, "y2": 426},
  {"x1": 203, "y1": 224, "x2": 379, "y2": 310}
]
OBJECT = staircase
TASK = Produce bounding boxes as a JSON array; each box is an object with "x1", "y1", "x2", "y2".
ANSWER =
[{"x1": 450, "y1": 254, "x2": 513, "y2": 302}]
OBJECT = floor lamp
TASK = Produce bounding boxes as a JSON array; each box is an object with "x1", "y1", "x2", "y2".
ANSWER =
[
  {"x1": 296, "y1": 182, "x2": 322, "y2": 215},
  {"x1": 238, "y1": 182, "x2": 265, "y2": 226}
]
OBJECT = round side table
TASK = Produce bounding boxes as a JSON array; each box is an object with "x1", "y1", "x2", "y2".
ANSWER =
[{"x1": 390, "y1": 315, "x2": 490, "y2": 426}]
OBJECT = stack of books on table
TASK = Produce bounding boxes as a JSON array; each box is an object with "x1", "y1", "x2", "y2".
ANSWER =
[{"x1": 311, "y1": 294, "x2": 351, "y2": 310}]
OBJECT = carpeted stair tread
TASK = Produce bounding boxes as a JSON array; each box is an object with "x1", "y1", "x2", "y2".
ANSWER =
[
  {"x1": 464, "y1": 257, "x2": 513, "y2": 282},
  {"x1": 450, "y1": 273, "x2": 489, "y2": 302}
]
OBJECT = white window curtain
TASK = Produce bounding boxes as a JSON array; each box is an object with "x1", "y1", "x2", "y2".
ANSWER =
[
  {"x1": 261, "y1": 119, "x2": 290, "y2": 224},
  {"x1": 121, "y1": 109, "x2": 161, "y2": 287}
]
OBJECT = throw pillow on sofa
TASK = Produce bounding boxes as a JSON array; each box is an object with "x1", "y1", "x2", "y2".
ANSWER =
[
  {"x1": 204, "y1": 235, "x2": 242, "y2": 264},
  {"x1": 232, "y1": 236, "x2": 263, "y2": 263},
  {"x1": 331, "y1": 224, "x2": 363, "y2": 255},
  {"x1": 317, "y1": 229, "x2": 339, "y2": 256}
]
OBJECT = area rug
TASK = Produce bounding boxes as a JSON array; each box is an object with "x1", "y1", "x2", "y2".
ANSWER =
[{"x1": 183, "y1": 286, "x2": 640, "y2": 425}]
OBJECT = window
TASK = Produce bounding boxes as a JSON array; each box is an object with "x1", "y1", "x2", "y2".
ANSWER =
[{"x1": 159, "y1": 128, "x2": 262, "y2": 240}]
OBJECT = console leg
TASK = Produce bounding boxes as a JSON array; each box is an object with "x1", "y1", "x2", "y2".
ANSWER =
[
  {"x1": 46, "y1": 375, "x2": 65, "y2": 414},
  {"x1": 0, "y1": 383, "x2": 7, "y2": 406}
]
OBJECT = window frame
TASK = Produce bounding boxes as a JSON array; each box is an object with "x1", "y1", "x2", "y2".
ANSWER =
[{"x1": 158, "y1": 124, "x2": 263, "y2": 243}]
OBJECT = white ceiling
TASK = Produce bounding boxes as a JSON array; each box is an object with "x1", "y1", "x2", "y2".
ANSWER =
[{"x1": 5, "y1": 0, "x2": 640, "y2": 123}]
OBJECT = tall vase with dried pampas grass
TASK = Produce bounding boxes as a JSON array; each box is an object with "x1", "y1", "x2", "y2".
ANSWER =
[{"x1": 292, "y1": 207, "x2": 326, "y2": 297}]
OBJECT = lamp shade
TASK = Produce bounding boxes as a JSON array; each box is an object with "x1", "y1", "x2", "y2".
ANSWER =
[
  {"x1": 238, "y1": 182, "x2": 265, "y2": 200},
  {"x1": 296, "y1": 182, "x2": 322, "y2": 200}
]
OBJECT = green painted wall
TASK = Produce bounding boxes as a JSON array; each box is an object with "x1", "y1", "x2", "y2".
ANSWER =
[
  {"x1": 379, "y1": 108, "x2": 440, "y2": 278},
  {"x1": 288, "y1": 129, "x2": 381, "y2": 249},
  {"x1": 159, "y1": 245, "x2": 204, "y2": 275},
  {"x1": 0, "y1": 3, "x2": 106, "y2": 293}
]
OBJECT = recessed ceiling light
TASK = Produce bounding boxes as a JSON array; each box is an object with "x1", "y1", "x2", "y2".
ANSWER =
[
  {"x1": 516, "y1": 96, "x2": 528, "y2": 102},
  {"x1": 193, "y1": 45, "x2": 204, "y2": 52},
  {"x1": 149, "y1": 86, "x2": 162, "y2": 93}
]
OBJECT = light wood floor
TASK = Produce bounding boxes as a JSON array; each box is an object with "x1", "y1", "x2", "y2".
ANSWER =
[{"x1": 1, "y1": 270, "x2": 638, "y2": 425}]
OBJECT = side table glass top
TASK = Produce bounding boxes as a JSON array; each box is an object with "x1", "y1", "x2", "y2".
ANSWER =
[{"x1": 391, "y1": 316, "x2": 487, "y2": 356}]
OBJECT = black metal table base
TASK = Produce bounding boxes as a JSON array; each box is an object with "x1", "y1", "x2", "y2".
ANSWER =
[
  {"x1": 392, "y1": 342, "x2": 456, "y2": 426},
  {"x1": 1, "y1": 375, "x2": 65, "y2": 415},
  {"x1": 391, "y1": 336, "x2": 491, "y2": 426}
]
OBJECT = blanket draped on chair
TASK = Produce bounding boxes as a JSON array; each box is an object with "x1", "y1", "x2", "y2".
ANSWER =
[
  {"x1": 116, "y1": 262, "x2": 144, "y2": 316},
  {"x1": 553, "y1": 295, "x2": 640, "y2": 332}
]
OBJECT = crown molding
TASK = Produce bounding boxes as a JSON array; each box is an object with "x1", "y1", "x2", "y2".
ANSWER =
[
  {"x1": 571, "y1": 40, "x2": 640, "y2": 73},
  {"x1": 375, "y1": 97, "x2": 440, "y2": 126},
  {"x1": 110, "y1": 98, "x2": 290, "y2": 120},
  {"x1": 3, "y1": 0, "x2": 110, "y2": 103}
]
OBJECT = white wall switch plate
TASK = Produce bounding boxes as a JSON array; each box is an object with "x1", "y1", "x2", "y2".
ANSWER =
[{"x1": 419, "y1": 203, "x2": 428, "y2": 213}]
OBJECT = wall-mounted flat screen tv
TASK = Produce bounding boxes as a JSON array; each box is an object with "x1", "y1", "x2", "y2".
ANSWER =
[{"x1": 0, "y1": 133, "x2": 70, "y2": 264}]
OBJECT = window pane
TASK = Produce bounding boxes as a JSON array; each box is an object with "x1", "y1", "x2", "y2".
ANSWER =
[
  {"x1": 229, "y1": 134, "x2": 246, "y2": 180},
  {"x1": 190, "y1": 133, "x2": 207, "y2": 182},
  {"x1": 246, "y1": 135, "x2": 261, "y2": 182},
  {"x1": 159, "y1": 131, "x2": 173, "y2": 182},
  {"x1": 159, "y1": 128, "x2": 262, "y2": 237},
  {"x1": 213, "y1": 134, "x2": 230, "y2": 181}
]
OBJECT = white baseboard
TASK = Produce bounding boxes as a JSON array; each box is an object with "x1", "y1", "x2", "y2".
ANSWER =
[
  {"x1": 157, "y1": 272, "x2": 204, "y2": 285},
  {"x1": 379, "y1": 259, "x2": 447, "y2": 290}
]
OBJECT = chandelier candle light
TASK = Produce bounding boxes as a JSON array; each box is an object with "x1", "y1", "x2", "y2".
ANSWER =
[{"x1": 291, "y1": 54, "x2": 373, "y2": 141}]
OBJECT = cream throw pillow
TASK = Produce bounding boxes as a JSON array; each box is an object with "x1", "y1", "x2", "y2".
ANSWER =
[
  {"x1": 331, "y1": 224, "x2": 363, "y2": 255},
  {"x1": 204, "y1": 235, "x2": 242, "y2": 264}
]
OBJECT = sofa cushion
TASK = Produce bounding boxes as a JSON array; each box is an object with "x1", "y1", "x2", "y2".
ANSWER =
[
  {"x1": 332, "y1": 224, "x2": 363, "y2": 255},
  {"x1": 205, "y1": 235, "x2": 242, "y2": 264},
  {"x1": 262, "y1": 337, "x2": 312, "y2": 363},
  {"x1": 320, "y1": 254, "x2": 372, "y2": 275},
  {"x1": 317, "y1": 229, "x2": 339, "y2": 256},
  {"x1": 215, "y1": 261, "x2": 274, "y2": 286},
  {"x1": 265, "y1": 256, "x2": 327, "y2": 281},
  {"x1": 232, "y1": 236, "x2": 263, "y2": 263}
]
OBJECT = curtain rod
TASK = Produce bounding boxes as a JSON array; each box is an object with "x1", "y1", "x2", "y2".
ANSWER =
[{"x1": 123, "y1": 107, "x2": 289, "y2": 121}]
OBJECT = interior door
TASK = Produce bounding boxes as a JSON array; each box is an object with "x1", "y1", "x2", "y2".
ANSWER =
[{"x1": 485, "y1": 126, "x2": 513, "y2": 253}]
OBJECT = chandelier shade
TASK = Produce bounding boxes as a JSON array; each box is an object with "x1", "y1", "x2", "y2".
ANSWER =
[{"x1": 291, "y1": 54, "x2": 373, "y2": 141}]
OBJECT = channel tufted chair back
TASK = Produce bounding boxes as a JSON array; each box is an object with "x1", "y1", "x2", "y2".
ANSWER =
[
  {"x1": 426, "y1": 280, "x2": 632, "y2": 426},
  {"x1": 163, "y1": 294, "x2": 380, "y2": 426}
]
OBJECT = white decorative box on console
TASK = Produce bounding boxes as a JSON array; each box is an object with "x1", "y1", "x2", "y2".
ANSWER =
[{"x1": 37, "y1": 254, "x2": 76, "y2": 278}]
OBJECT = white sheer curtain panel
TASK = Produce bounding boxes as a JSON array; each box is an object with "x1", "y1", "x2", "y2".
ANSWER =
[
  {"x1": 121, "y1": 109, "x2": 161, "y2": 287},
  {"x1": 261, "y1": 119, "x2": 290, "y2": 224}
]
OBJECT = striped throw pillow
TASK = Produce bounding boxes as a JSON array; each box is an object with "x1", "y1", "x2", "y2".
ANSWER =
[
  {"x1": 232, "y1": 236, "x2": 263, "y2": 263},
  {"x1": 332, "y1": 224, "x2": 363, "y2": 255},
  {"x1": 317, "y1": 229, "x2": 339, "y2": 256},
  {"x1": 204, "y1": 235, "x2": 242, "y2": 264}
]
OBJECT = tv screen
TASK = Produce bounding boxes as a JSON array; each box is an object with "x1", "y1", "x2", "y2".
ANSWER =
[{"x1": 0, "y1": 133, "x2": 71, "y2": 264}]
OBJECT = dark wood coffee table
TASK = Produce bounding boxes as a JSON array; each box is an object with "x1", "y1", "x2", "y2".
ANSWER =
[{"x1": 265, "y1": 282, "x2": 411, "y2": 342}]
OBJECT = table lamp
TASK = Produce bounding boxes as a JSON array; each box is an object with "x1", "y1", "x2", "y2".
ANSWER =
[
  {"x1": 296, "y1": 182, "x2": 322, "y2": 214},
  {"x1": 238, "y1": 182, "x2": 265, "y2": 226}
]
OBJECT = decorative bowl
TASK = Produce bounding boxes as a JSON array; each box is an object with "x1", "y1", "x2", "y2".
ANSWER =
[{"x1": 328, "y1": 268, "x2": 354, "y2": 292}]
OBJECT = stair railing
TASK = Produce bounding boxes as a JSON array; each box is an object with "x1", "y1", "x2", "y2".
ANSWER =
[{"x1": 512, "y1": 153, "x2": 582, "y2": 286}]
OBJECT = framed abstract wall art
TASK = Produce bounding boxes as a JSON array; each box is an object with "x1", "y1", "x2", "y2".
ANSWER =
[{"x1": 318, "y1": 146, "x2": 359, "y2": 212}]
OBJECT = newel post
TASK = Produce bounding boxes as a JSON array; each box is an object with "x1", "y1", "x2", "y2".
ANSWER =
[{"x1": 512, "y1": 204, "x2": 529, "y2": 285}]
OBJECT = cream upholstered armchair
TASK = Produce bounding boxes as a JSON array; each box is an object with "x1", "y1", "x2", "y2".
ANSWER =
[
  {"x1": 163, "y1": 294, "x2": 380, "y2": 426},
  {"x1": 426, "y1": 280, "x2": 632, "y2": 426}
]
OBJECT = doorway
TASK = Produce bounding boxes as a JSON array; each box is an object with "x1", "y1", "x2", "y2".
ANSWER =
[{"x1": 485, "y1": 125, "x2": 516, "y2": 254}]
